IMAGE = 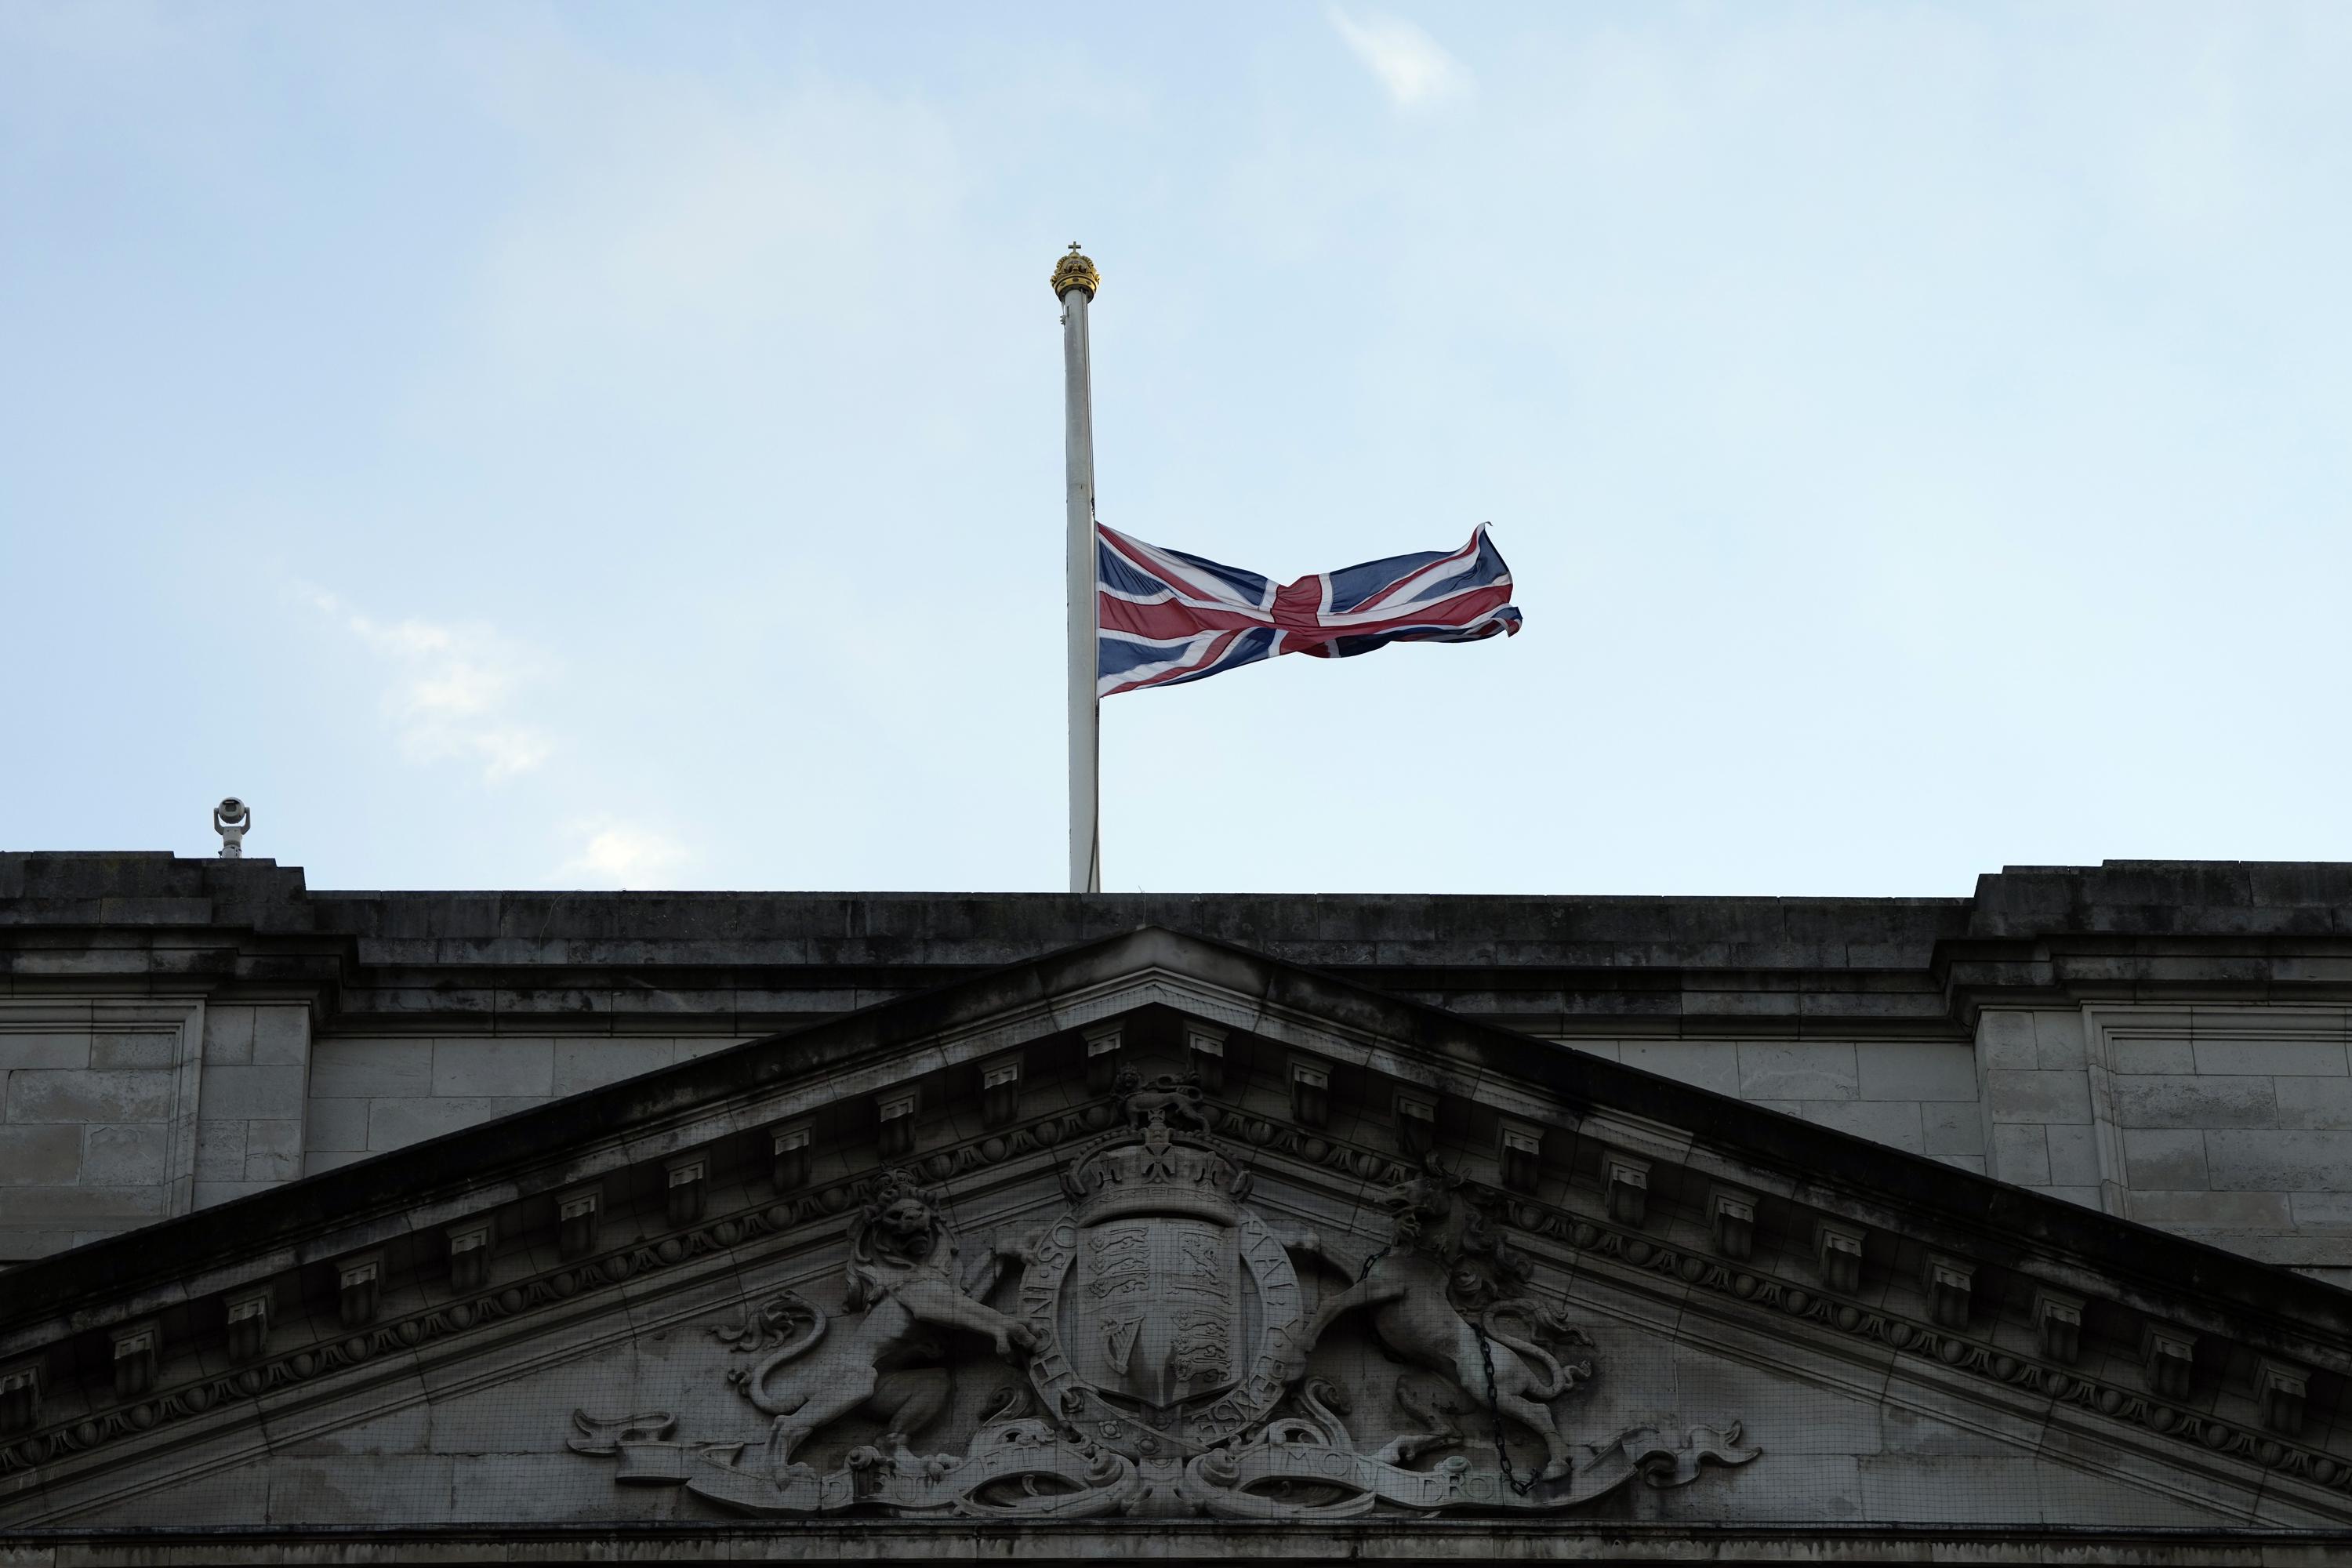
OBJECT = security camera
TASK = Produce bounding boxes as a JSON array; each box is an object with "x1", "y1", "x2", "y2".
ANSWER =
[{"x1": 213, "y1": 798, "x2": 252, "y2": 858}]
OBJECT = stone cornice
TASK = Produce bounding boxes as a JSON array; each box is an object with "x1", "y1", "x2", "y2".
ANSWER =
[{"x1": 10, "y1": 855, "x2": 2352, "y2": 1038}]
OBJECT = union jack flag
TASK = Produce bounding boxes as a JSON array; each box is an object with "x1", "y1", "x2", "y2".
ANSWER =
[{"x1": 1095, "y1": 524, "x2": 1522, "y2": 698}]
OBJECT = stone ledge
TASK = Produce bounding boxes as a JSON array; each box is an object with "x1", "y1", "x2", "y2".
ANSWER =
[{"x1": 1, "y1": 1521, "x2": 2349, "y2": 1564}]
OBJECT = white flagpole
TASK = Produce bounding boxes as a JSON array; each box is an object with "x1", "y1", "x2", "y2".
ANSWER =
[{"x1": 1053, "y1": 244, "x2": 1102, "y2": 894}]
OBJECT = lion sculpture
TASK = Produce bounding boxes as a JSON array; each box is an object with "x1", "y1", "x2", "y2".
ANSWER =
[
  {"x1": 1297, "y1": 1163, "x2": 1594, "y2": 1481},
  {"x1": 721, "y1": 1170, "x2": 1033, "y2": 1475}
]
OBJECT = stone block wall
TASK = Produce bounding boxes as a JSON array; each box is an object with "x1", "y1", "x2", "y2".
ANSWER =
[
  {"x1": 1559, "y1": 1038, "x2": 1988, "y2": 1173},
  {"x1": 190, "y1": 1004, "x2": 312, "y2": 1209},
  {"x1": 2100, "y1": 1007, "x2": 2352, "y2": 1277},
  {"x1": 0, "y1": 1000, "x2": 204, "y2": 1260},
  {"x1": 301, "y1": 1032, "x2": 750, "y2": 1174},
  {"x1": 1976, "y1": 1005, "x2": 2352, "y2": 1286},
  {"x1": 1976, "y1": 1009, "x2": 2104, "y2": 1209}
]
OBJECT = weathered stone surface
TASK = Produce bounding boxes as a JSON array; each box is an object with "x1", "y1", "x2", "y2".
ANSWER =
[
  {"x1": 1991, "y1": 1124, "x2": 2052, "y2": 1185},
  {"x1": 2128, "y1": 1189, "x2": 2295, "y2": 1228},
  {"x1": 1976, "y1": 1011, "x2": 2038, "y2": 1069},
  {"x1": 0, "y1": 1033, "x2": 93, "y2": 1069},
  {"x1": 0, "y1": 1123, "x2": 82, "y2": 1183},
  {"x1": 193, "y1": 1119, "x2": 245, "y2": 1179},
  {"x1": 4, "y1": 1067, "x2": 173, "y2": 1123},
  {"x1": 2043, "y1": 1124, "x2": 2103, "y2": 1188},
  {"x1": 2122, "y1": 1127, "x2": 2209, "y2": 1190},
  {"x1": 0, "y1": 1181, "x2": 165, "y2": 1220},
  {"x1": 252, "y1": 1006, "x2": 310, "y2": 1065},
  {"x1": 1617, "y1": 1040, "x2": 1739, "y2": 1096},
  {"x1": 302, "y1": 1095, "x2": 370, "y2": 1153},
  {"x1": 2276, "y1": 1078, "x2": 2352, "y2": 1130},
  {"x1": 1857, "y1": 1042, "x2": 1980, "y2": 1102},
  {"x1": 551, "y1": 1038, "x2": 683, "y2": 1096},
  {"x1": 1736, "y1": 1043, "x2": 1859, "y2": 1101},
  {"x1": 198, "y1": 1063, "x2": 306, "y2": 1120},
  {"x1": 202, "y1": 1004, "x2": 256, "y2": 1065},
  {"x1": 244, "y1": 1118, "x2": 303, "y2": 1181},
  {"x1": 309, "y1": 1040, "x2": 432, "y2": 1099},
  {"x1": 1922, "y1": 1102, "x2": 1987, "y2": 1157},
  {"x1": 2113, "y1": 1036, "x2": 2197, "y2": 1074},
  {"x1": 2115, "y1": 1076, "x2": 2279, "y2": 1129},
  {"x1": 90, "y1": 1030, "x2": 180, "y2": 1069},
  {"x1": 2206, "y1": 1129, "x2": 2352, "y2": 1192},
  {"x1": 2288, "y1": 1192, "x2": 2352, "y2": 1225},
  {"x1": 81, "y1": 1122, "x2": 169, "y2": 1185},
  {"x1": 2033, "y1": 1012, "x2": 2089, "y2": 1070},
  {"x1": 430, "y1": 1039, "x2": 553, "y2": 1098},
  {"x1": 1798, "y1": 1098, "x2": 1926, "y2": 1152},
  {"x1": 1986, "y1": 1069, "x2": 2092, "y2": 1127},
  {"x1": 365, "y1": 1094, "x2": 547, "y2": 1152},
  {"x1": 2192, "y1": 1037, "x2": 2350, "y2": 1076}
]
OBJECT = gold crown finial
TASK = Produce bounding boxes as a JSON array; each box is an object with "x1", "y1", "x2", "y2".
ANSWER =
[{"x1": 1051, "y1": 242, "x2": 1100, "y2": 299}]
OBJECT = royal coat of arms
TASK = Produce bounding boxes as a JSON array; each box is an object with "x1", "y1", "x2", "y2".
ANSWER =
[
  {"x1": 569, "y1": 1066, "x2": 1755, "y2": 1519},
  {"x1": 1018, "y1": 1094, "x2": 1305, "y2": 1459}
]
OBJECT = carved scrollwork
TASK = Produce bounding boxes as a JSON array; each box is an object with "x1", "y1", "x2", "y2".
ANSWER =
[{"x1": 1179, "y1": 1414, "x2": 1759, "y2": 1518}]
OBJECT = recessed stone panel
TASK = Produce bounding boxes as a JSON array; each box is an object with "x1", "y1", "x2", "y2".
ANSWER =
[
  {"x1": 2122, "y1": 1128, "x2": 2209, "y2": 1191},
  {"x1": 4, "y1": 1069, "x2": 173, "y2": 1124},
  {"x1": 2190, "y1": 1037, "x2": 2350, "y2": 1077},
  {"x1": 2205, "y1": 1130, "x2": 2352, "y2": 1193},
  {"x1": 2114, "y1": 1076, "x2": 2278, "y2": 1130},
  {"x1": 2111, "y1": 1036, "x2": 2194, "y2": 1075},
  {"x1": 89, "y1": 1033, "x2": 177, "y2": 1070},
  {"x1": 0, "y1": 1035, "x2": 93, "y2": 1071}
]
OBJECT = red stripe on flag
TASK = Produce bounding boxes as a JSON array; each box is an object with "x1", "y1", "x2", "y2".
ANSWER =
[{"x1": 1098, "y1": 594, "x2": 1268, "y2": 641}]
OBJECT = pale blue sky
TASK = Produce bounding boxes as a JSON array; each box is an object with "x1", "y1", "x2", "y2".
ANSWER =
[{"x1": 4, "y1": 2, "x2": 2348, "y2": 895}]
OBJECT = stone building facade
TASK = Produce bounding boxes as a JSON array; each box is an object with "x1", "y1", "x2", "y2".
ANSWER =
[{"x1": 3, "y1": 852, "x2": 2352, "y2": 1559}]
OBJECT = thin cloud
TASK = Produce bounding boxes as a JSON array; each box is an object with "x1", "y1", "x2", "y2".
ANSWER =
[
  {"x1": 450, "y1": 40, "x2": 964, "y2": 397},
  {"x1": 1328, "y1": 6, "x2": 1472, "y2": 111},
  {"x1": 301, "y1": 586, "x2": 554, "y2": 782},
  {"x1": 561, "y1": 817, "x2": 694, "y2": 886}
]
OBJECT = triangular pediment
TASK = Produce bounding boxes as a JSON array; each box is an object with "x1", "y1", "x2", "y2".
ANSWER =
[{"x1": 4, "y1": 927, "x2": 2351, "y2": 1552}]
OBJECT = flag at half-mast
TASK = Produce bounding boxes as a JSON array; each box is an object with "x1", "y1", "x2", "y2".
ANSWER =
[{"x1": 1094, "y1": 524, "x2": 1523, "y2": 698}]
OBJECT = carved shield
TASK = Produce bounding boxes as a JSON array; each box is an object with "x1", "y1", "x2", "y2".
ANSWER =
[
  {"x1": 1020, "y1": 1122, "x2": 1306, "y2": 1457},
  {"x1": 1062, "y1": 1217, "x2": 1241, "y2": 1409}
]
